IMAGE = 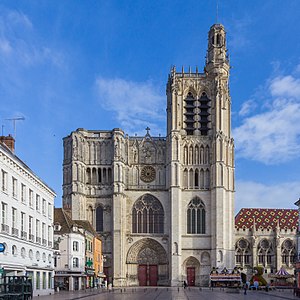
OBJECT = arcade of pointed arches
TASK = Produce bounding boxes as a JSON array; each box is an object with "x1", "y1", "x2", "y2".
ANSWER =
[{"x1": 235, "y1": 238, "x2": 296, "y2": 268}]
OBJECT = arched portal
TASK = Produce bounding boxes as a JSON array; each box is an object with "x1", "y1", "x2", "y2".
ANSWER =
[
  {"x1": 126, "y1": 238, "x2": 168, "y2": 286},
  {"x1": 182, "y1": 256, "x2": 200, "y2": 286}
]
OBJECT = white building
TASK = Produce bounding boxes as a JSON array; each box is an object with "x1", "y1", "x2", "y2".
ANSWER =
[
  {"x1": 0, "y1": 136, "x2": 56, "y2": 296},
  {"x1": 62, "y1": 23, "x2": 235, "y2": 287},
  {"x1": 53, "y1": 208, "x2": 86, "y2": 291}
]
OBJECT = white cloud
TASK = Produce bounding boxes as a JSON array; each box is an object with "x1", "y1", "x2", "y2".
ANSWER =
[
  {"x1": 233, "y1": 73, "x2": 300, "y2": 164},
  {"x1": 0, "y1": 9, "x2": 64, "y2": 67},
  {"x1": 95, "y1": 78, "x2": 166, "y2": 135},
  {"x1": 227, "y1": 15, "x2": 253, "y2": 52},
  {"x1": 0, "y1": 37, "x2": 11, "y2": 54},
  {"x1": 238, "y1": 99, "x2": 256, "y2": 116},
  {"x1": 7, "y1": 11, "x2": 32, "y2": 29},
  {"x1": 270, "y1": 75, "x2": 300, "y2": 98},
  {"x1": 235, "y1": 180, "x2": 300, "y2": 213}
]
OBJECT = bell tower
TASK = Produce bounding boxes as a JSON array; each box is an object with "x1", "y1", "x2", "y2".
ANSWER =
[{"x1": 166, "y1": 23, "x2": 235, "y2": 286}]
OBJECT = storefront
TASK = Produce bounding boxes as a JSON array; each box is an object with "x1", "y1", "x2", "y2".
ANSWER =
[
  {"x1": 55, "y1": 271, "x2": 86, "y2": 291},
  {"x1": 85, "y1": 268, "x2": 95, "y2": 288}
]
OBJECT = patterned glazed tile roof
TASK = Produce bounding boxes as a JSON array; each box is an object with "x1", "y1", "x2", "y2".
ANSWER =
[{"x1": 235, "y1": 208, "x2": 298, "y2": 230}]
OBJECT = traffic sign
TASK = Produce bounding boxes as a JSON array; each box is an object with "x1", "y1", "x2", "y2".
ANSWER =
[{"x1": 0, "y1": 243, "x2": 5, "y2": 253}]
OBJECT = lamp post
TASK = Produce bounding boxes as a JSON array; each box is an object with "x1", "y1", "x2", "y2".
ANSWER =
[{"x1": 294, "y1": 198, "x2": 300, "y2": 289}]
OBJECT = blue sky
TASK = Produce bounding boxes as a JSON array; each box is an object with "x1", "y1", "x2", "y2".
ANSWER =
[{"x1": 1, "y1": 0, "x2": 300, "y2": 211}]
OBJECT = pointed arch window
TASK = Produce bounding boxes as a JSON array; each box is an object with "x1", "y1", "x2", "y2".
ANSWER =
[
  {"x1": 281, "y1": 239, "x2": 295, "y2": 266},
  {"x1": 198, "y1": 92, "x2": 211, "y2": 136},
  {"x1": 187, "y1": 198, "x2": 205, "y2": 234},
  {"x1": 96, "y1": 206, "x2": 103, "y2": 232},
  {"x1": 184, "y1": 92, "x2": 195, "y2": 135},
  {"x1": 132, "y1": 194, "x2": 164, "y2": 234}
]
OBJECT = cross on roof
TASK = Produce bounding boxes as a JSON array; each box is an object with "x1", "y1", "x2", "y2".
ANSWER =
[{"x1": 145, "y1": 127, "x2": 150, "y2": 134}]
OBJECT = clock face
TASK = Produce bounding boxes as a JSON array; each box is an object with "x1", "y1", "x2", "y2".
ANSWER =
[{"x1": 140, "y1": 166, "x2": 156, "y2": 183}]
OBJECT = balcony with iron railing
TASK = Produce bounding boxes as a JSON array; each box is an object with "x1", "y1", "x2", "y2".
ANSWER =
[
  {"x1": 11, "y1": 227, "x2": 19, "y2": 236},
  {"x1": 21, "y1": 231, "x2": 27, "y2": 240},
  {"x1": 1, "y1": 224, "x2": 9, "y2": 233}
]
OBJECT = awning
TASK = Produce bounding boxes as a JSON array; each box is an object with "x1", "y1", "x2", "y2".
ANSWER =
[{"x1": 270, "y1": 267, "x2": 293, "y2": 278}]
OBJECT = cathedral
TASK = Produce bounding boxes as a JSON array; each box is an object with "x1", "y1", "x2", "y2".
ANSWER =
[{"x1": 62, "y1": 23, "x2": 235, "y2": 287}]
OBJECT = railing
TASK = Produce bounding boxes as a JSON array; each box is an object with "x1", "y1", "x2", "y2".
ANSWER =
[
  {"x1": 29, "y1": 234, "x2": 34, "y2": 242},
  {"x1": 21, "y1": 231, "x2": 27, "y2": 240},
  {"x1": 11, "y1": 228, "x2": 19, "y2": 236},
  {"x1": 36, "y1": 237, "x2": 41, "y2": 244},
  {"x1": 42, "y1": 239, "x2": 47, "y2": 246},
  {"x1": 1, "y1": 224, "x2": 9, "y2": 233},
  {"x1": 48, "y1": 241, "x2": 53, "y2": 248},
  {"x1": 126, "y1": 185, "x2": 166, "y2": 190}
]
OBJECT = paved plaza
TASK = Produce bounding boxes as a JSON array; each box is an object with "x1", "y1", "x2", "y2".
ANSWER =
[{"x1": 36, "y1": 287, "x2": 299, "y2": 300}]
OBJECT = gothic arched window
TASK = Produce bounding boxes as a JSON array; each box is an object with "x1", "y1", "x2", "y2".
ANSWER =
[
  {"x1": 86, "y1": 168, "x2": 91, "y2": 184},
  {"x1": 96, "y1": 206, "x2": 104, "y2": 232},
  {"x1": 132, "y1": 194, "x2": 164, "y2": 234},
  {"x1": 184, "y1": 92, "x2": 195, "y2": 136},
  {"x1": 281, "y1": 239, "x2": 295, "y2": 266},
  {"x1": 198, "y1": 93, "x2": 211, "y2": 136},
  {"x1": 235, "y1": 239, "x2": 251, "y2": 267},
  {"x1": 187, "y1": 198, "x2": 205, "y2": 234},
  {"x1": 257, "y1": 239, "x2": 274, "y2": 267}
]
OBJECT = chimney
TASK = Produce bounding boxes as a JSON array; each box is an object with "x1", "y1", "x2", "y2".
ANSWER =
[{"x1": 0, "y1": 135, "x2": 15, "y2": 152}]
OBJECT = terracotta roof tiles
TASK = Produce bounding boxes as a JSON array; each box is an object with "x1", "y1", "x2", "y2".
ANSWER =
[{"x1": 235, "y1": 208, "x2": 298, "y2": 230}]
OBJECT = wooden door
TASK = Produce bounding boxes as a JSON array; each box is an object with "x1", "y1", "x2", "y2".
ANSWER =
[
  {"x1": 187, "y1": 267, "x2": 195, "y2": 286},
  {"x1": 138, "y1": 265, "x2": 147, "y2": 286},
  {"x1": 149, "y1": 265, "x2": 158, "y2": 286}
]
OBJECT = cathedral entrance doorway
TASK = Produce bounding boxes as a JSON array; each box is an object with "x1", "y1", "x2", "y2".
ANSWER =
[
  {"x1": 183, "y1": 256, "x2": 200, "y2": 286},
  {"x1": 138, "y1": 264, "x2": 158, "y2": 286},
  {"x1": 126, "y1": 238, "x2": 168, "y2": 286},
  {"x1": 187, "y1": 267, "x2": 195, "y2": 286}
]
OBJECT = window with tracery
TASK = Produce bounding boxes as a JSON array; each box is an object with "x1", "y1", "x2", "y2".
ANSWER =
[
  {"x1": 132, "y1": 194, "x2": 164, "y2": 234},
  {"x1": 281, "y1": 239, "x2": 295, "y2": 266},
  {"x1": 257, "y1": 239, "x2": 274, "y2": 267},
  {"x1": 187, "y1": 198, "x2": 205, "y2": 234},
  {"x1": 235, "y1": 238, "x2": 251, "y2": 266}
]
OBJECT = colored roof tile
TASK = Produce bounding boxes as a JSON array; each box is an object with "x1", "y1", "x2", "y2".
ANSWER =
[{"x1": 235, "y1": 208, "x2": 298, "y2": 230}]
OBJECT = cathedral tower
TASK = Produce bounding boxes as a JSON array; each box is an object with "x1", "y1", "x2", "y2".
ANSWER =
[
  {"x1": 62, "y1": 23, "x2": 234, "y2": 287},
  {"x1": 166, "y1": 23, "x2": 235, "y2": 286}
]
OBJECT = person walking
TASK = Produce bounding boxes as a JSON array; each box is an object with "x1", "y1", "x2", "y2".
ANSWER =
[{"x1": 183, "y1": 281, "x2": 187, "y2": 289}]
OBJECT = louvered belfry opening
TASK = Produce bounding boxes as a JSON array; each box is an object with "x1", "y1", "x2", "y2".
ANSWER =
[
  {"x1": 184, "y1": 92, "x2": 195, "y2": 135},
  {"x1": 184, "y1": 91, "x2": 211, "y2": 136},
  {"x1": 198, "y1": 92, "x2": 210, "y2": 136}
]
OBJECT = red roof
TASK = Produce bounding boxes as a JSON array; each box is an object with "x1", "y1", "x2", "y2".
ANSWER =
[{"x1": 235, "y1": 208, "x2": 298, "y2": 230}]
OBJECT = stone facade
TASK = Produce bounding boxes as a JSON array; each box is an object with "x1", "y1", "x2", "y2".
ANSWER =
[
  {"x1": 235, "y1": 208, "x2": 297, "y2": 282},
  {"x1": 62, "y1": 24, "x2": 235, "y2": 287}
]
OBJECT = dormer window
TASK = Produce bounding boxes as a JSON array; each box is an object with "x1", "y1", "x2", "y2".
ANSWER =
[
  {"x1": 54, "y1": 224, "x2": 61, "y2": 231},
  {"x1": 73, "y1": 225, "x2": 78, "y2": 232}
]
